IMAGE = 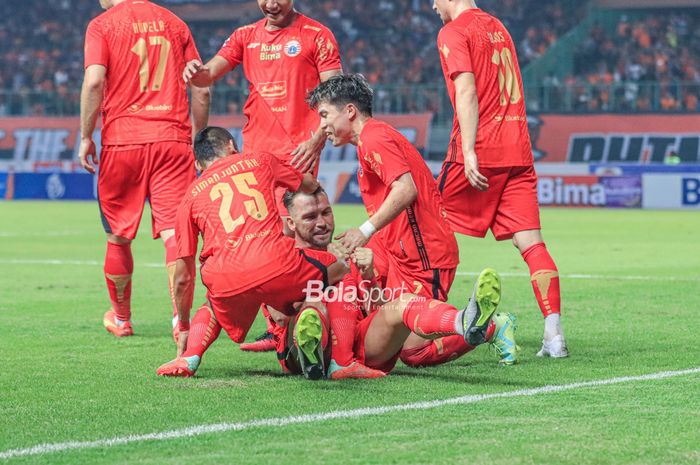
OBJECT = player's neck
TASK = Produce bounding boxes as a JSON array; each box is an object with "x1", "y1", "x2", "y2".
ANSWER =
[
  {"x1": 350, "y1": 115, "x2": 371, "y2": 146},
  {"x1": 264, "y1": 10, "x2": 298, "y2": 31},
  {"x1": 452, "y1": 1, "x2": 477, "y2": 20}
]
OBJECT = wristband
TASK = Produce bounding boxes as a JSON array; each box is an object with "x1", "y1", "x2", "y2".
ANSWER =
[
  {"x1": 178, "y1": 319, "x2": 191, "y2": 332},
  {"x1": 359, "y1": 220, "x2": 377, "y2": 239}
]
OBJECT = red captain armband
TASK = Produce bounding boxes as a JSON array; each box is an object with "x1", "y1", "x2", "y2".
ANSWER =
[{"x1": 178, "y1": 319, "x2": 191, "y2": 332}]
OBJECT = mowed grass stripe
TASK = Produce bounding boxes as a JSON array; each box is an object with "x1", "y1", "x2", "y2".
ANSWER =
[
  {"x1": 2, "y1": 258, "x2": 699, "y2": 282},
  {"x1": 2, "y1": 367, "x2": 698, "y2": 461}
]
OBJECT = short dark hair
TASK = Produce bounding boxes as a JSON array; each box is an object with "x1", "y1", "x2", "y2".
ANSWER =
[
  {"x1": 282, "y1": 186, "x2": 328, "y2": 214},
  {"x1": 306, "y1": 74, "x2": 373, "y2": 116},
  {"x1": 193, "y1": 126, "x2": 238, "y2": 165}
]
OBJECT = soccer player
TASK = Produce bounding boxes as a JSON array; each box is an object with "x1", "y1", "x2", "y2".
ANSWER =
[
  {"x1": 283, "y1": 188, "x2": 519, "y2": 374},
  {"x1": 306, "y1": 74, "x2": 519, "y2": 366},
  {"x1": 281, "y1": 188, "x2": 386, "y2": 379},
  {"x1": 182, "y1": 0, "x2": 343, "y2": 350},
  {"x1": 156, "y1": 127, "x2": 349, "y2": 378},
  {"x1": 432, "y1": 0, "x2": 568, "y2": 357},
  {"x1": 79, "y1": 0, "x2": 210, "y2": 337},
  {"x1": 182, "y1": 0, "x2": 341, "y2": 173}
]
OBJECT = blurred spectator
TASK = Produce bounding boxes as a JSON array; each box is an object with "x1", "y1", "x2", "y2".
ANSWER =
[{"x1": 1, "y1": 1, "x2": 697, "y2": 116}]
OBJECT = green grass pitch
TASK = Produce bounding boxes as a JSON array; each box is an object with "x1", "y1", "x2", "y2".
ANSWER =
[{"x1": 1, "y1": 201, "x2": 699, "y2": 464}]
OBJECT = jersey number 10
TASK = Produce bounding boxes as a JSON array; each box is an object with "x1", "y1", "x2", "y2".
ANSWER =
[
  {"x1": 491, "y1": 48, "x2": 522, "y2": 105},
  {"x1": 130, "y1": 36, "x2": 172, "y2": 92}
]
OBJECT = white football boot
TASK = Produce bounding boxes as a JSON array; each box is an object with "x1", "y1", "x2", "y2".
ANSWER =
[{"x1": 536, "y1": 334, "x2": 569, "y2": 358}]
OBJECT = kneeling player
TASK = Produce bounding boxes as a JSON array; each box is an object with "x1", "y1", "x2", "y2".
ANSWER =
[{"x1": 156, "y1": 127, "x2": 348, "y2": 377}]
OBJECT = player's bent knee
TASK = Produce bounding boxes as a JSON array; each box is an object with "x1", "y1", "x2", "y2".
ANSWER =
[{"x1": 107, "y1": 234, "x2": 131, "y2": 245}]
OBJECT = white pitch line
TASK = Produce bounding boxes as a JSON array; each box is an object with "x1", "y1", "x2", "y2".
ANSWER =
[
  {"x1": 1, "y1": 367, "x2": 698, "y2": 461},
  {"x1": 3, "y1": 258, "x2": 696, "y2": 282}
]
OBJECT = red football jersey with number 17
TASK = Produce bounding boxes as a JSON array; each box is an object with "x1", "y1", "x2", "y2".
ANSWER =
[
  {"x1": 175, "y1": 153, "x2": 303, "y2": 298},
  {"x1": 217, "y1": 14, "x2": 342, "y2": 161},
  {"x1": 438, "y1": 8, "x2": 532, "y2": 168},
  {"x1": 84, "y1": 0, "x2": 200, "y2": 146}
]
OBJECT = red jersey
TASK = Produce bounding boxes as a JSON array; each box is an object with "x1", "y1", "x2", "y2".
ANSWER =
[
  {"x1": 175, "y1": 153, "x2": 303, "y2": 298},
  {"x1": 437, "y1": 9, "x2": 532, "y2": 167},
  {"x1": 217, "y1": 13, "x2": 341, "y2": 160},
  {"x1": 84, "y1": 0, "x2": 200, "y2": 146},
  {"x1": 357, "y1": 119, "x2": 459, "y2": 272}
]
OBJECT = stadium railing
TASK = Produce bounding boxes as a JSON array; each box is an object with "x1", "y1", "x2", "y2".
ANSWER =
[{"x1": 1, "y1": 81, "x2": 697, "y2": 119}]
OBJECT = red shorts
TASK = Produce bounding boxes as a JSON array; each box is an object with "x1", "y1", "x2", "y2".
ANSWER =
[
  {"x1": 384, "y1": 253, "x2": 455, "y2": 302},
  {"x1": 437, "y1": 163, "x2": 541, "y2": 241},
  {"x1": 98, "y1": 141, "x2": 195, "y2": 240},
  {"x1": 353, "y1": 310, "x2": 401, "y2": 374},
  {"x1": 207, "y1": 248, "x2": 337, "y2": 343}
]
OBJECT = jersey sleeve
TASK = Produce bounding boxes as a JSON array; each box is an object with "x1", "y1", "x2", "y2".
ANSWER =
[
  {"x1": 84, "y1": 19, "x2": 109, "y2": 68},
  {"x1": 268, "y1": 154, "x2": 304, "y2": 192},
  {"x1": 181, "y1": 22, "x2": 202, "y2": 63},
  {"x1": 438, "y1": 26, "x2": 472, "y2": 80},
  {"x1": 175, "y1": 197, "x2": 200, "y2": 259},
  {"x1": 313, "y1": 26, "x2": 342, "y2": 73},
  {"x1": 362, "y1": 128, "x2": 411, "y2": 187},
  {"x1": 216, "y1": 27, "x2": 245, "y2": 68}
]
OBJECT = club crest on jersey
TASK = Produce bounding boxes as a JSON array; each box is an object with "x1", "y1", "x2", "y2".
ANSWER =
[{"x1": 284, "y1": 40, "x2": 302, "y2": 57}]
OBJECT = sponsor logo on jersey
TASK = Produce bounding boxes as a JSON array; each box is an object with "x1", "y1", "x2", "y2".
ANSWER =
[
  {"x1": 258, "y1": 81, "x2": 287, "y2": 100},
  {"x1": 284, "y1": 40, "x2": 302, "y2": 57},
  {"x1": 247, "y1": 42, "x2": 260, "y2": 49},
  {"x1": 127, "y1": 104, "x2": 142, "y2": 114},
  {"x1": 259, "y1": 43, "x2": 282, "y2": 61}
]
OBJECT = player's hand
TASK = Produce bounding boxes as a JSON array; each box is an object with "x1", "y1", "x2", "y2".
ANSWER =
[
  {"x1": 291, "y1": 134, "x2": 324, "y2": 173},
  {"x1": 335, "y1": 228, "x2": 369, "y2": 253},
  {"x1": 351, "y1": 247, "x2": 374, "y2": 280},
  {"x1": 176, "y1": 330, "x2": 189, "y2": 357},
  {"x1": 183, "y1": 59, "x2": 207, "y2": 84},
  {"x1": 78, "y1": 138, "x2": 98, "y2": 174},
  {"x1": 328, "y1": 241, "x2": 350, "y2": 263},
  {"x1": 464, "y1": 149, "x2": 488, "y2": 191}
]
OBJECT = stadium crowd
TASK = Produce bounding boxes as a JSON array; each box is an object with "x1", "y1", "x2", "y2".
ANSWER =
[{"x1": 1, "y1": 0, "x2": 698, "y2": 116}]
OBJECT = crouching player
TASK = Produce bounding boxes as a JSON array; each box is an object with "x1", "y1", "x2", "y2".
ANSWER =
[{"x1": 156, "y1": 127, "x2": 348, "y2": 377}]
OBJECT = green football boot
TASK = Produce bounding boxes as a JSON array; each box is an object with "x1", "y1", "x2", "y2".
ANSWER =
[
  {"x1": 462, "y1": 268, "x2": 501, "y2": 346},
  {"x1": 294, "y1": 308, "x2": 325, "y2": 380},
  {"x1": 491, "y1": 312, "x2": 520, "y2": 366}
]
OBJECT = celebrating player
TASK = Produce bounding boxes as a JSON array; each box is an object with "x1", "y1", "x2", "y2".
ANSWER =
[
  {"x1": 156, "y1": 127, "x2": 348, "y2": 378},
  {"x1": 307, "y1": 73, "x2": 519, "y2": 366},
  {"x1": 79, "y1": 0, "x2": 210, "y2": 337},
  {"x1": 432, "y1": 0, "x2": 568, "y2": 357},
  {"x1": 182, "y1": 0, "x2": 343, "y2": 350},
  {"x1": 182, "y1": 0, "x2": 341, "y2": 173}
]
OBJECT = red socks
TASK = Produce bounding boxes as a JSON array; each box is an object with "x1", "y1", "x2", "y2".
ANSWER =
[
  {"x1": 182, "y1": 304, "x2": 222, "y2": 359},
  {"x1": 401, "y1": 298, "x2": 460, "y2": 338},
  {"x1": 326, "y1": 301, "x2": 362, "y2": 367},
  {"x1": 521, "y1": 243, "x2": 561, "y2": 318},
  {"x1": 400, "y1": 336, "x2": 476, "y2": 368},
  {"x1": 164, "y1": 235, "x2": 178, "y2": 317},
  {"x1": 104, "y1": 241, "x2": 133, "y2": 321}
]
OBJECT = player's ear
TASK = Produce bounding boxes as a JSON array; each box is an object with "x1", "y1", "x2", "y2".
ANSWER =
[
  {"x1": 227, "y1": 140, "x2": 238, "y2": 154},
  {"x1": 195, "y1": 159, "x2": 204, "y2": 172},
  {"x1": 285, "y1": 216, "x2": 295, "y2": 232},
  {"x1": 346, "y1": 103, "x2": 356, "y2": 120}
]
